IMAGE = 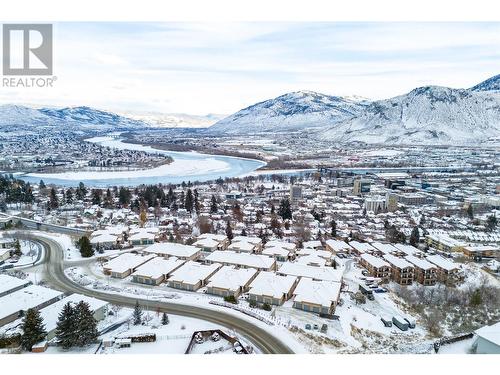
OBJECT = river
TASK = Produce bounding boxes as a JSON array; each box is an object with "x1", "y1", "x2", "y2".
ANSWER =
[{"x1": 16, "y1": 136, "x2": 267, "y2": 187}]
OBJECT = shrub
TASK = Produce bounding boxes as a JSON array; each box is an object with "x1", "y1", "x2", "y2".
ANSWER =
[{"x1": 223, "y1": 295, "x2": 238, "y2": 304}]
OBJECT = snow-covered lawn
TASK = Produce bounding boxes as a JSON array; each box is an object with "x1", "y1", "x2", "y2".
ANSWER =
[{"x1": 45, "y1": 308, "x2": 238, "y2": 355}]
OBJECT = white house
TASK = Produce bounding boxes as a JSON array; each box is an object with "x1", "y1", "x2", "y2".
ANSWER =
[
  {"x1": 248, "y1": 271, "x2": 298, "y2": 306},
  {"x1": 142, "y1": 242, "x2": 201, "y2": 260},
  {"x1": 206, "y1": 266, "x2": 258, "y2": 298},
  {"x1": 131, "y1": 257, "x2": 185, "y2": 285},
  {"x1": 472, "y1": 322, "x2": 500, "y2": 354},
  {"x1": 205, "y1": 250, "x2": 276, "y2": 271},
  {"x1": 167, "y1": 261, "x2": 222, "y2": 291},
  {"x1": 292, "y1": 278, "x2": 342, "y2": 315}
]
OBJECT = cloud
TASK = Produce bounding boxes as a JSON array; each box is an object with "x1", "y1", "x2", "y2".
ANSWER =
[{"x1": 1, "y1": 22, "x2": 499, "y2": 114}]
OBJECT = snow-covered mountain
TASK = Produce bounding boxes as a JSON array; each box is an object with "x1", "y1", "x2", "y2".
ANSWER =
[
  {"x1": 121, "y1": 112, "x2": 226, "y2": 128},
  {"x1": 0, "y1": 105, "x2": 147, "y2": 133},
  {"x1": 470, "y1": 74, "x2": 500, "y2": 92},
  {"x1": 207, "y1": 74, "x2": 500, "y2": 145},
  {"x1": 208, "y1": 91, "x2": 367, "y2": 134},
  {"x1": 319, "y1": 85, "x2": 500, "y2": 145}
]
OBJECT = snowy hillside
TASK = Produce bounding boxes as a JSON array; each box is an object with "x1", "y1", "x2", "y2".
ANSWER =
[
  {"x1": 0, "y1": 105, "x2": 147, "y2": 132},
  {"x1": 209, "y1": 91, "x2": 367, "y2": 134},
  {"x1": 470, "y1": 74, "x2": 500, "y2": 92},
  {"x1": 319, "y1": 85, "x2": 500, "y2": 145},
  {"x1": 121, "y1": 112, "x2": 226, "y2": 128}
]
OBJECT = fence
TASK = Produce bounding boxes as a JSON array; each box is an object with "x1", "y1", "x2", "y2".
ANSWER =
[{"x1": 209, "y1": 300, "x2": 275, "y2": 325}]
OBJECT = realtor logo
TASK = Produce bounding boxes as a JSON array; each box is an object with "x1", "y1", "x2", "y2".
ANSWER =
[{"x1": 2, "y1": 24, "x2": 53, "y2": 76}]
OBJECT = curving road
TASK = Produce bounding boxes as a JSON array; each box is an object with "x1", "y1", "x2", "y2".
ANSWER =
[{"x1": 27, "y1": 234, "x2": 294, "y2": 354}]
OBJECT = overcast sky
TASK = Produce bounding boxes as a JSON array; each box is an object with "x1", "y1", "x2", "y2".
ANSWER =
[{"x1": 1, "y1": 22, "x2": 500, "y2": 115}]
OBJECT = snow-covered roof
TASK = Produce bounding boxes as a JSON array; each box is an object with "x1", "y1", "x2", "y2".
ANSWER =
[
  {"x1": 393, "y1": 243, "x2": 419, "y2": 256},
  {"x1": 383, "y1": 254, "x2": 414, "y2": 270},
  {"x1": 90, "y1": 233, "x2": 117, "y2": 244},
  {"x1": 293, "y1": 278, "x2": 341, "y2": 308},
  {"x1": 142, "y1": 242, "x2": 200, "y2": 259},
  {"x1": 360, "y1": 253, "x2": 390, "y2": 269},
  {"x1": 370, "y1": 242, "x2": 398, "y2": 254},
  {"x1": 206, "y1": 266, "x2": 257, "y2": 291},
  {"x1": 0, "y1": 285, "x2": 64, "y2": 321},
  {"x1": 248, "y1": 271, "x2": 297, "y2": 299},
  {"x1": 348, "y1": 241, "x2": 376, "y2": 254},
  {"x1": 303, "y1": 240, "x2": 322, "y2": 249},
  {"x1": 0, "y1": 274, "x2": 31, "y2": 296},
  {"x1": 103, "y1": 253, "x2": 155, "y2": 274},
  {"x1": 228, "y1": 241, "x2": 256, "y2": 253},
  {"x1": 296, "y1": 248, "x2": 332, "y2": 259},
  {"x1": 168, "y1": 261, "x2": 221, "y2": 285},
  {"x1": 131, "y1": 257, "x2": 185, "y2": 279},
  {"x1": 325, "y1": 239, "x2": 353, "y2": 252},
  {"x1": 426, "y1": 255, "x2": 458, "y2": 271},
  {"x1": 405, "y1": 255, "x2": 436, "y2": 271},
  {"x1": 262, "y1": 246, "x2": 291, "y2": 257},
  {"x1": 264, "y1": 240, "x2": 296, "y2": 251},
  {"x1": 129, "y1": 231, "x2": 156, "y2": 241},
  {"x1": 205, "y1": 250, "x2": 275, "y2": 270},
  {"x1": 193, "y1": 238, "x2": 219, "y2": 249},
  {"x1": 475, "y1": 322, "x2": 500, "y2": 346},
  {"x1": 278, "y1": 263, "x2": 343, "y2": 282},
  {"x1": 197, "y1": 233, "x2": 228, "y2": 242},
  {"x1": 231, "y1": 236, "x2": 262, "y2": 245},
  {"x1": 296, "y1": 253, "x2": 328, "y2": 266}
]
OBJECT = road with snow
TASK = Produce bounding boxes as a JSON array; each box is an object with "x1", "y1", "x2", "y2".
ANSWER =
[{"x1": 24, "y1": 233, "x2": 294, "y2": 354}]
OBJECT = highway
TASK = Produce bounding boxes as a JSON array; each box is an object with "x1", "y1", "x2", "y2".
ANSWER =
[{"x1": 25, "y1": 233, "x2": 294, "y2": 354}]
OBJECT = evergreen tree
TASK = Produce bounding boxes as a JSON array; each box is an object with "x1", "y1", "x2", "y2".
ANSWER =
[
  {"x1": 77, "y1": 236, "x2": 94, "y2": 258},
  {"x1": 330, "y1": 219, "x2": 337, "y2": 237},
  {"x1": 278, "y1": 199, "x2": 292, "y2": 220},
  {"x1": 20, "y1": 308, "x2": 46, "y2": 351},
  {"x1": 13, "y1": 239, "x2": 22, "y2": 257},
  {"x1": 55, "y1": 302, "x2": 76, "y2": 349},
  {"x1": 419, "y1": 214, "x2": 426, "y2": 226},
  {"x1": 241, "y1": 228, "x2": 247, "y2": 237},
  {"x1": 118, "y1": 186, "x2": 131, "y2": 206},
  {"x1": 74, "y1": 301, "x2": 99, "y2": 346},
  {"x1": 133, "y1": 301, "x2": 143, "y2": 325},
  {"x1": 409, "y1": 226, "x2": 420, "y2": 247},
  {"x1": 225, "y1": 221, "x2": 234, "y2": 241},
  {"x1": 210, "y1": 195, "x2": 218, "y2": 214},
  {"x1": 486, "y1": 215, "x2": 497, "y2": 231},
  {"x1": 65, "y1": 188, "x2": 74, "y2": 204},
  {"x1": 193, "y1": 189, "x2": 201, "y2": 213},
  {"x1": 161, "y1": 312, "x2": 169, "y2": 325},
  {"x1": 91, "y1": 189, "x2": 102, "y2": 205},
  {"x1": 467, "y1": 204, "x2": 474, "y2": 219},
  {"x1": 39, "y1": 180, "x2": 46, "y2": 189},
  {"x1": 49, "y1": 188, "x2": 59, "y2": 210},
  {"x1": 184, "y1": 189, "x2": 194, "y2": 212},
  {"x1": 76, "y1": 182, "x2": 87, "y2": 201}
]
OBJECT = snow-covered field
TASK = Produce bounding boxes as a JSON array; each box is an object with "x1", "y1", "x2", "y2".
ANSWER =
[{"x1": 44, "y1": 308, "x2": 237, "y2": 355}]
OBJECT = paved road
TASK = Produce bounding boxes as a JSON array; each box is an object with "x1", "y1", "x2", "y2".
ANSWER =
[{"x1": 27, "y1": 234, "x2": 294, "y2": 354}]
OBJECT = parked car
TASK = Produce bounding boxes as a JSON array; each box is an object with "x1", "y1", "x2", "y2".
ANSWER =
[
  {"x1": 305, "y1": 324, "x2": 312, "y2": 330},
  {"x1": 392, "y1": 316, "x2": 409, "y2": 331},
  {"x1": 381, "y1": 316, "x2": 393, "y2": 327},
  {"x1": 404, "y1": 317, "x2": 416, "y2": 329},
  {"x1": 320, "y1": 324, "x2": 328, "y2": 333},
  {"x1": 313, "y1": 324, "x2": 319, "y2": 330},
  {"x1": 361, "y1": 270, "x2": 369, "y2": 276},
  {"x1": 359, "y1": 284, "x2": 375, "y2": 301}
]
